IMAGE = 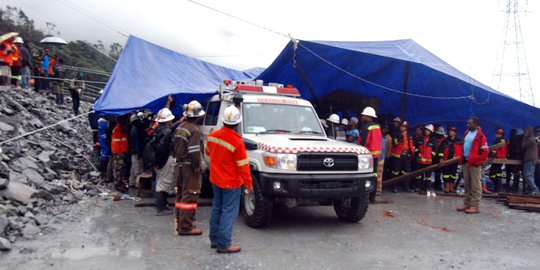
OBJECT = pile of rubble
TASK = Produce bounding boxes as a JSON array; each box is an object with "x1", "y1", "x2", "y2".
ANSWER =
[{"x1": 0, "y1": 87, "x2": 105, "y2": 251}]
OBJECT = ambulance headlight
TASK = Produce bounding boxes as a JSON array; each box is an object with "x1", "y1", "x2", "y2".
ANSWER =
[
  {"x1": 358, "y1": 155, "x2": 373, "y2": 172},
  {"x1": 263, "y1": 153, "x2": 297, "y2": 170}
]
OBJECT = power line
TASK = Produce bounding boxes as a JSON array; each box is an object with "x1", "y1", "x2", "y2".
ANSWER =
[{"x1": 55, "y1": 0, "x2": 129, "y2": 37}]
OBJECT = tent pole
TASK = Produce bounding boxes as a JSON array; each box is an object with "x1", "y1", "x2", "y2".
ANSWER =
[
  {"x1": 400, "y1": 62, "x2": 411, "y2": 119},
  {"x1": 294, "y1": 64, "x2": 319, "y2": 107}
]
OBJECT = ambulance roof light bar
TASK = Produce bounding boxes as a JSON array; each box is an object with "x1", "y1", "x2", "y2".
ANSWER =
[{"x1": 220, "y1": 80, "x2": 301, "y2": 97}]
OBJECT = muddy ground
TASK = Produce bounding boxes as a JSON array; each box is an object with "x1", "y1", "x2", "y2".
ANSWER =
[{"x1": 1, "y1": 192, "x2": 539, "y2": 270}]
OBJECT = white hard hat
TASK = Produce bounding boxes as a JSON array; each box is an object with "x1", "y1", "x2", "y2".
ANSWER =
[
  {"x1": 435, "y1": 126, "x2": 446, "y2": 136},
  {"x1": 156, "y1": 108, "x2": 175, "y2": 123},
  {"x1": 425, "y1": 124, "x2": 434, "y2": 133},
  {"x1": 183, "y1": 100, "x2": 205, "y2": 118},
  {"x1": 222, "y1": 105, "x2": 242, "y2": 125},
  {"x1": 13, "y1": 37, "x2": 23, "y2": 44},
  {"x1": 341, "y1": 118, "x2": 349, "y2": 125},
  {"x1": 361, "y1": 107, "x2": 377, "y2": 118},
  {"x1": 327, "y1": 114, "x2": 340, "y2": 124},
  {"x1": 350, "y1": 117, "x2": 359, "y2": 124}
]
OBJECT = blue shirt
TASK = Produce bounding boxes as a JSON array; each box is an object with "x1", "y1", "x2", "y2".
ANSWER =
[
  {"x1": 42, "y1": 55, "x2": 49, "y2": 72},
  {"x1": 463, "y1": 130, "x2": 477, "y2": 158}
]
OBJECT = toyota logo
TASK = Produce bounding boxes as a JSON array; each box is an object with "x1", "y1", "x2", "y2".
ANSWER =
[{"x1": 323, "y1": 157, "x2": 335, "y2": 168}]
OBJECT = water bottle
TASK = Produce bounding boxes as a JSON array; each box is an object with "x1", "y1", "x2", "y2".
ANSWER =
[{"x1": 426, "y1": 190, "x2": 431, "y2": 197}]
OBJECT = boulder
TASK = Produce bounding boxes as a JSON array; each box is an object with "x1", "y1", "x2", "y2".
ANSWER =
[
  {"x1": 21, "y1": 222, "x2": 40, "y2": 239},
  {"x1": 0, "y1": 178, "x2": 8, "y2": 189},
  {"x1": 22, "y1": 168, "x2": 45, "y2": 185},
  {"x1": 11, "y1": 157, "x2": 39, "y2": 173},
  {"x1": 0, "y1": 237, "x2": 11, "y2": 251},
  {"x1": 0, "y1": 121, "x2": 14, "y2": 132},
  {"x1": 37, "y1": 151, "x2": 54, "y2": 166},
  {"x1": 8, "y1": 171, "x2": 27, "y2": 184},
  {"x1": 0, "y1": 182, "x2": 38, "y2": 205},
  {"x1": 0, "y1": 214, "x2": 8, "y2": 234}
]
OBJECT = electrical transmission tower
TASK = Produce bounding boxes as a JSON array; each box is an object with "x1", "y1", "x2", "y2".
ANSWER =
[{"x1": 491, "y1": 0, "x2": 535, "y2": 106}]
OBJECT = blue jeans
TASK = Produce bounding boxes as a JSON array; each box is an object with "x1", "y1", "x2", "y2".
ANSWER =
[
  {"x1": 209, "y1": 185, "x2": 241, "y2": 249},
  {"x1": 21, "y1": 67, "x2": 30, "y2": 88},
  {"x1": 523, "y1": 161, "x2": 539, "y2": 193}
]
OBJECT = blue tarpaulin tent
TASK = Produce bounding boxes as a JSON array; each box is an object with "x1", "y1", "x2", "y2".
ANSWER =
[
  {"x1": 257, "y1": 39, "x2": 540, "y2": 139},
  {"x1": 93, "y1": 36, "x2": 254, "y2": 116}
]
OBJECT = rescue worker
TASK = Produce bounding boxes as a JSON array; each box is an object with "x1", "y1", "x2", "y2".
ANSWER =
[
  {"x1": 173, "y1": 101, "x2": 205, "y2": 235},
  {"x1": 389, "y1": 120, "x2": 414, "y2": 193},
  {"x1": 414, "y1": 124, "x2": 435, "y2": 194},
  {"x1": 456, "y1": 117, "x2": 489, "y2": 214},
  {"x1": 111, "y1": 119, "x2": 129, "y2": 192},
  {"x1": 0, "y1": 37, "x2": 14, "y2": 86},
  {"x1": 410, "y1": 124, "x2": 424, "y2": 191},
  {"x1": 326, "y1": 114, "x2": 340, "y2": 139},
  {"x1": 41, "y1": 49, "x2": 51, "y2": 90},
  {"x1": 205, "y1": 105, "x2": 252, "y2": 253},
  {"x1": 506, "y1": 129, "x2": 523, "y2": 192},
  {"x1": 440, "y1": 126, "x2": 462, "y2": 193},
  {"x1": 390, "y1": 117, "x2": 401, "y2": 135},
  {"x1": 488, "y1": 128, "x2": 506, "y2": 193},
  {"x1": 433, "y1": 126, "x2": 447, "y2": 191},
  {"x1": 358, "y1": 107, "x2": 382, "y2": 202},
  {"x1": 152, "y1": 107, "x2": 179, "y2": 216},
  {"x1": 10, "y1": 37, "x2": 22, "y2": 87}
]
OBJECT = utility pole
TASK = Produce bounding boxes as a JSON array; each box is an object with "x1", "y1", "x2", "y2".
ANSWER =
[{"x1": 491, "y1": 0, "x2": 535, "y2": 106}]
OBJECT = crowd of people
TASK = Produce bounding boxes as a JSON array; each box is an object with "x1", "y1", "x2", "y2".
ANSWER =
[
  {"x1": 91, "y1": 96, "x2": 250, "y2": 253},
  {"x1": 1, "y1": 34, "x2": 85, "y2": 115},
  {"x1": 324, "y1": 108, "x2": 540, "y2": 212}
]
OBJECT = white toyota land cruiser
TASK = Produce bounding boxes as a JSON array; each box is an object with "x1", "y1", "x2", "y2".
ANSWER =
[{"x1": 200, "y1": 80, "x2": 375, "y2": 228}]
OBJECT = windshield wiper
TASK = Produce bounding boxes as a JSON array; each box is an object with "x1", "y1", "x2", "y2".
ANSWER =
[
  {"x1": 298, "y1": 130, "x2": 323, "y2": 134},
  {"x1": 259, "y1": 129, "x2": 292, "y2": 134}
]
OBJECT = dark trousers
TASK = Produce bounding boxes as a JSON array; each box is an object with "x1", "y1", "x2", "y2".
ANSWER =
[
  {"x1": 489, "y1": 164, "x2": 503, "y2": 191},
  {"x1": 175, "y1": 165, "x2": 201, "y2": 232},
  {"x1": 442, "y1": 163, "x2": 458, "y2": 184},
  {"x1": 71, "y1": 92, "x2": 80, "y2": 115},
  {"x1": 209, "y1": 185, "x2": 241, "y2": 249},
  {"x1": 505, "y1": 164, "x2": 521, "y2": 191},
  {"x1": 390, "y1": 153, "x2": 412, "y2": 190},
  {"x1": 415, "y1": 163, "x2": 432, "y2": 191},
  {"x1": 535, "y1": 164, "x2": 540, "y2": 189}
]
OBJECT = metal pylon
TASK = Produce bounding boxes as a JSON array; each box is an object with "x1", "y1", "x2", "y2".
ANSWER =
[{"x1": 491, "y1": 0, "x2": 535, "y2": 106}]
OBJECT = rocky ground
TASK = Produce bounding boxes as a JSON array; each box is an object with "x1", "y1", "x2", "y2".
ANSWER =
[{"x1": 0, "y1": 86, "x2": 106, "y2": 251}]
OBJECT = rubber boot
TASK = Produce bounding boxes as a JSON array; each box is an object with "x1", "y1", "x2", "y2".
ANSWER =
[
  {"x1": 482, "y1": 183, "x2": 492, "y2": 194},
  {"x1": 494, "y1": 178, "x2": 501, "y2": 193},
  {"x1": 444, "y1": 182, "x2": 450, "y2": 193}
]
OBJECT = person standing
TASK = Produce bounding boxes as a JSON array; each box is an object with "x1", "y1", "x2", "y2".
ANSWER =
[
  {"x1": 389, "y1": 120, "x2": 414, "y2": 193},
  {"x1": 41, "y1": 49, "x2": 51, "y2": 90},
  {"x1": 111, "y1": 119, "x2": 129, "y2": 193},
  {"x1": 173, "y1": 101, "x2": 205, "y2": 234},
  {"x1": 0, "y1": 37, "x2": 14, "y2": 87},
  {"x1": 152, "y1": 108, "x2": 178, "y2": 216},
  {"x1": 68, "y1": 72, "x2": 85, "y2": 115},
  {"x1": 97, "y1": 118, "x2": 111, "y2": 177},
  {"x1": 433, "y1": 126, "x2": 447, "y2": 191},
  {"x1": 521, "y1": 127, "x2": 539, "y2": 195},
  {"x1": 205, "y1": 105, "x2": 252, "y2": 253},
  {"x1": 488, "y1": 128, "x2": 506, "y2": 193},
  {"x1": 17, "y1": 39, "x2": 31, "y2": 89},
  {"x1": 10, "y1": 37, "x2": 22, "y2": 88},
  {"x1": 358, "y1": 107, "x2": 382, "y2": 203},
  {"x1": 534, "y1": 126, "x2": 540, "y2": 189},
  {"x1": 440, "y1": 126, "x2": 462, "y2": 193},
  {"x1": 505, "y1": 129, "x2": 524, "y2": 192},
  {"x1": 456, "y1": 117, "x2": 489, "y2": 214},
  {"x1": 414, "y1": 124, "x2": 435, "y2": 194}
]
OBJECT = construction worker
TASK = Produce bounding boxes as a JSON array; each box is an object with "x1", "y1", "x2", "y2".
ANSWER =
[
  {"x1": 358, "y1": 107, "x2": 382, "y2": 202},
  {"x1": 205, "y1": 105, "x2": 252, "y2": 253},
  {"x1": 505, "y1": 129, "x2": 523, "y2": 192},
  {"x1": 440, "y1": 126, "x2": 462, "y2": 193},
  {"x1": 414, "y1": 124, "x2": 435, "y2": 194},
  {"x1": 326, "y1": 114, "x2": 340, "y2": 139},
  {"x1": 10, "y1": 37, "x2": 22, "y2": 87},
  {"x1": 345, "y1": 118, "x2": 360, "y2": 144},
  {"x1": 389, "y1": 120, "x2": 414, "y2": 193},
  {"x1": 173, "y1": 101, "x2": 205, "y2": 235},
  {"x1": 433, "y1": 126, "x2": 447, "y2": 191},
  {"x1": 489, "y1": 128, "x2": 507, "y2": 193},
  {"x1": 456, "y1": 117, "x2": 489, "y2": 214},
  {"x1": 152, "y1": 107, "x2": 179, "y2": 216},
  {"x1": 111, "y1": 120, "x2": 129, "y2": 193}
]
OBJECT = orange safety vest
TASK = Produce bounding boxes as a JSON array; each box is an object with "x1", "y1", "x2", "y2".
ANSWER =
[
  {"x1": 205, "y1": 126, "x2": 252, "y2": 189},
  {"x1": 0, "y1": 42, "x2": 14, "y2": 66},
  {"x1": 390, "y1": 131, "x2": 415, "y2": 158},
  {"x1": 415, "y1": 135, "x2": 435, "y2": 165},
  {"x1": 11, "y1": 45, "x2": 21, "y2": 67},
  {"x1": 358, "y1": 122, "x2": 382, "y2": 158},
  {"x1": 111, "y1": 124, "x2": 129, "y2": 154},
  {"x1": 48, "y1": 57, "x2": 56, "y2": 75}
]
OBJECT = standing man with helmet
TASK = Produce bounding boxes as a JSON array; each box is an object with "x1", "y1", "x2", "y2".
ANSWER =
[
  {"x1": 456, "y1": 117, "x2": 489, "y2": 214},
  {"x1": 488, "y1": 128, "x2": 507, "y2": 193},
  {"x1": 152, "y1": 107, "x2": 178, "y2": 216},
  {"x1": 358, "y1": 107, "x2": 382, "y2": 203},
  {"x1": 326, "y1": 114, "x2": 340, "y2": 139},
  {"x1": 15, "y1": 37, "x2": 32, "y2": 90},
  {"x1": 205, "y1": 105, "x2": 252, "y2": 253},
  {"x1": 433, "y1": 126, "x2": 447, "y2": 191},
  {"x1": 414, "y1": 124, "x2": 435, "y2": 194},
  {"x1": 173, "y1": 101, "x2": 205, "y2": 235},
  {"x1": 11, "y1": 37, "x2": 23, "y2": 88},
  {"x1": 389, "y1": 120, "x2": 414, "y2": 193},
  {"x1": 440, "y1": 126, "x2": 462, "y2": 193}
]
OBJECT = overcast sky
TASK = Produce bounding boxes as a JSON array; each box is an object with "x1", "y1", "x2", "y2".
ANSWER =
[{"x1": 3, "y1": 0, "x2": 539, "y2": 105}]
